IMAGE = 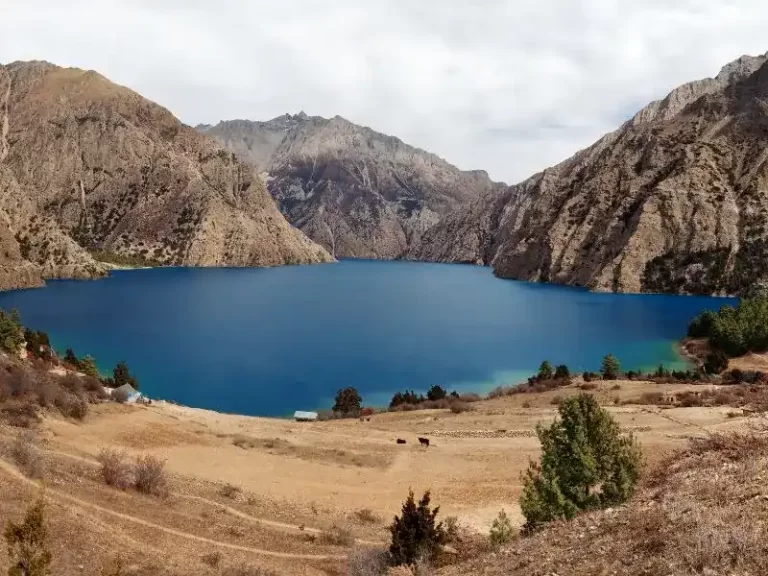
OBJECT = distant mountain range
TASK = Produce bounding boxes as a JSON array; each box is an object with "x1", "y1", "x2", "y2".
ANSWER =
[
  {"x1": 4, "y1": 53, "x2": 768, "y2": 296},
  {"x1": 198, "y1": 115, "x2": 503, "y2": 259}
]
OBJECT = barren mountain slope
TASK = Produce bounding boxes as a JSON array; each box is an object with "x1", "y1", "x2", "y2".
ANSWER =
[
  {"x1": 0, "y1": 61, "x2": 330, "y2": 290},
  {"x1": 201, "y1": 114, "x2": 503, "y2": 259},
  {"x1": 412, "y1": 53, "x2": 768, "y2": 295}
]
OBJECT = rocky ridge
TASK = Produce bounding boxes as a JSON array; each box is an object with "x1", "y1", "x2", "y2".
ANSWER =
[
  {"x1": 411, "y1": 52, "x2": 768, "y2": 295},
  {"x1": 200, "y1": 114, "x2": 503, "y2": 259},
  {"x1": 0, "y1": 61, "x2": 331, "y2": 290}
]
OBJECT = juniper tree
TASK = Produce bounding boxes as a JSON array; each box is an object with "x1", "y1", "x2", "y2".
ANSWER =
[{"x1": 519, "y1": 394, "x2": 642, "y2": 531}]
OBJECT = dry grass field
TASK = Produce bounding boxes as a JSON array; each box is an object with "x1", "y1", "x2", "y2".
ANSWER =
[{"x1": 0, "y1": 374, "x2": 759, "y2": 576}]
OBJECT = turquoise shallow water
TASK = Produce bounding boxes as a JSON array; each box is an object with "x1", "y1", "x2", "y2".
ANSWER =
[{"x1": 0, "y1": 261, "x2": 736, "y2": 416}]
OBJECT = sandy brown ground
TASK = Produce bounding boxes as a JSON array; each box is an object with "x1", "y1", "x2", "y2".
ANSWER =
[{"x1": 0, "y1": 379, "x2": 754, "y2": 575}]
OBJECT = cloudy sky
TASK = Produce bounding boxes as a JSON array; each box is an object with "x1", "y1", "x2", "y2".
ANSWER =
[{"x1": 2, "y1": 0, "x2": 768, "y2": 183}]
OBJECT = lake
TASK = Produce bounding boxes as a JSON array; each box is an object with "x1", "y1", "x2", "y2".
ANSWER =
[{"x1": 0, "y1": 260, "x2": 735, "y2": 416}]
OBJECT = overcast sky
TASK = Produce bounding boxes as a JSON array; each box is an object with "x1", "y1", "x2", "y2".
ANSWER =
[{"x1": 2, "y1": 1, "x2": 768, "y2": 183}]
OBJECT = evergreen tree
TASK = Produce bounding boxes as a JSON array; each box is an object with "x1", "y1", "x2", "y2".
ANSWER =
[
  {"x1": 389, "y1": 489, "x2": 446, "y2": 566},
  {"x1": 79, "y1": 355, "x2": 99, "y2": 378},
  {"x1": 112, "y1": 361, "x2": 139, "y2": 390},
  {"x1": 0, "y1": 309, "x2": 23, "y2": 354},
  {"x1": 519, "y1": 394, "x2": 642, "y2": 532},
  {"x1": 426, "y1": 385, "x2": 447, "y2": 401},
  {"x1": 64, "y1": 349, "x2": 79, "y2": 368},
  {"x1": 554, "y1": 364, "x2": 570, "y2": 379},
  {"x1": 538, "y1": 361, "x2": 554, "y2": 380},
  {"x1": 4, "y1": 499, "x2": 52, "y2": 576},
  {"x1": 489, "y1": 509, "x2": 514, "y2": 547},
  {"x1": 601, "y1": 354, "x2": 621, "y2": 380},
  {"x1": 333, "y1": 387, "x2": 362, "y2": 417}
]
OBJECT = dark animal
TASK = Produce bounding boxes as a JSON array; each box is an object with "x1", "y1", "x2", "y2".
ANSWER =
[
  {"x1": 418, "y1": 437, "x2": 430, "y2": 447},
  {"x1": 396, "y1": 438, "x2": 407, "y2": 444}
]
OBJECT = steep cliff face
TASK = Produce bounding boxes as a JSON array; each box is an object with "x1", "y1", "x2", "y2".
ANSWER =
[
  {"x1": 412, "y1": 53, "x2": 768, "y2": 295},
  {"x1": 0, "y1": 61, "x2": 330, "y2": 290},
  {"x1": 200, "y1": 114, "x2": 502, "y2": 259}
]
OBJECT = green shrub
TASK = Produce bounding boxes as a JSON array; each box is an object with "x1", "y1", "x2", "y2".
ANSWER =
[
  {"x1": 538, "y1": 361, "x2": 554, "y2": 380},
  {"x1": 519, "y1": 394, "x2": 642, "y2": 532},
  {"x1": 489, "y1": 509, "x2": 514, "y2": 547},
  {"x1": 0, "y1": 308, "x2": 23, "y2": 354},
  {"x1": 389, "y1": 489, "x2": 446, "y2": 567},
  {"x1": 601, "y1": 354, "x2": 621, "y2": 380}
]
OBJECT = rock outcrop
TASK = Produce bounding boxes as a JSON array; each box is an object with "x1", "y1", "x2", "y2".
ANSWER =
[
  {"x1": 411, "y1": 52, "x2": 768, "y2": 295},
  {"x1": 0, "y1": 61, "x2": 331, "y2": 290},
  {"x1": 200, "y1": 114, "x2": 503, "y2": 259}
]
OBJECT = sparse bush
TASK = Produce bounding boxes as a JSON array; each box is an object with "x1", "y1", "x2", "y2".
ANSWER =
[
  {"x1": 320, "y1": 525, "x2": 354, "y2": 547},
  {"x1": 222, "y1": 563, "x2": 278, "y2": 576},
  {"x1": 1, "y1": 402, "x2": 40, "y2": 428},
  {"x1": 55, "y1": 393, "x2": 88, "y2": 420},
  {"x1": 220, "y1": 483, "x2": 241, "y2": 499},
  {"x1": 112, "y1": 388, "x2": 130, "y2": 404},
  {"x1": 3, "y1": 499, "x2": 52, "y2": 576},
  {"x1": 601, "y1": 354, "x2": 621, "y2": 380},
  {"x1": 520, "y1": 394, "x2": 642, "y2": 531},
  {"x1": 354, "y1": 508, "x2": 380, "y2": 524},
  {"x1": 59, "y1": 374, "x2": 83, "y2": 394},
  {"x1": 134, "y1": 455, "x2": 167, "y2": 496},
  {"x1": 449, "y1": 401, "x2": 470, "y2": 414},
  {"x1": 489, "y1": 509, "x2": 514, "y2": 547},
  {"x1": 348, "y1": 547, "x2": 389, "y2": 576},
  {"x1": 201, "y1": 551, "x2": 222, "y2": 568},
  {"x1": 550, "y1": 396, "x2": 562, "y2": 406},
  {"x1": 97, "y1": 448, "x2": 132, "y2": 489},
  {"x1": 442, "y1": 516, "x2": 460, "y2": 543},
  {"x1": 11, "y1": 431, "x2": 45, "y2": 479},
  {"x1": 611, "y1": 384, "x2": 622, "y2": 391},
  {"x1": 522, "y1": 401, "x2": 532, "y2": 408},
  {"x1": 389, "y1": 489, "x2": 447, "y2": 566},
  {"x1": 579, "y1": 382, "x2": 598, "y2": 391}
]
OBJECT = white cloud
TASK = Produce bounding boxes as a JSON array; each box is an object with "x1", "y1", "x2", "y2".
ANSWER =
[{"x1": 2, "y1": 0, "x2": 768, "y2": 183}]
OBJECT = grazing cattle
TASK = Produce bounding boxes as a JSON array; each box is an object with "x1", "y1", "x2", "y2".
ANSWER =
[
  {"x1": 418, "y1": 437, "x2": 430, "y2": 447},
  {"x1": 396, "y1": 438, "x2": 407, "y2": 444}
]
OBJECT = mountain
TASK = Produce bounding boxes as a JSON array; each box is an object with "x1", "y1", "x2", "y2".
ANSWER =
[
  {"x1": 0, "y1": 61, "x2": 331, "y2": 290},
  {"x1": 411, "y1": 53, "x2": 768, "y2": 296},
  {"x1": 199, "y1": 114, "x2": 503, "y2": 259}
]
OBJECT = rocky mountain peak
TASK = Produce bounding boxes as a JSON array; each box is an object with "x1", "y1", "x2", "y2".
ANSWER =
[
  {"x1": 0, "y1": 60, "x2": 331, "y2": 291},
  {"x1": 200, "y1": 113, "x2": 502, "y2": 259},
  {"x1": 411, "y1": 51, "x2": 768, "y2": 296}
]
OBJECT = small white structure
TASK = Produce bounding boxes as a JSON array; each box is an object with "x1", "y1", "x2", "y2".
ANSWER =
[
  {"x1": 113, "y1": 383, "x2": 143, "y2": 404},
  {"x1": 294, "y1": 410, "x2": 318, "y2": 422}
]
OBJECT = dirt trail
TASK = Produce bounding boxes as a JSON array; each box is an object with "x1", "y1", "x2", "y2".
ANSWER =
[
  {"x1": 43, "y1": 447, "x2": 384, "y2": 546},
  {"x1": 0, "y1": 458, "x2": 345, "y2": 560}
]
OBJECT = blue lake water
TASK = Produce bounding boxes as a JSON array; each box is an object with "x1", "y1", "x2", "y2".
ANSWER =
[{"x1": 0, "y1": 261, "x2": 736, "y2": 416}]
